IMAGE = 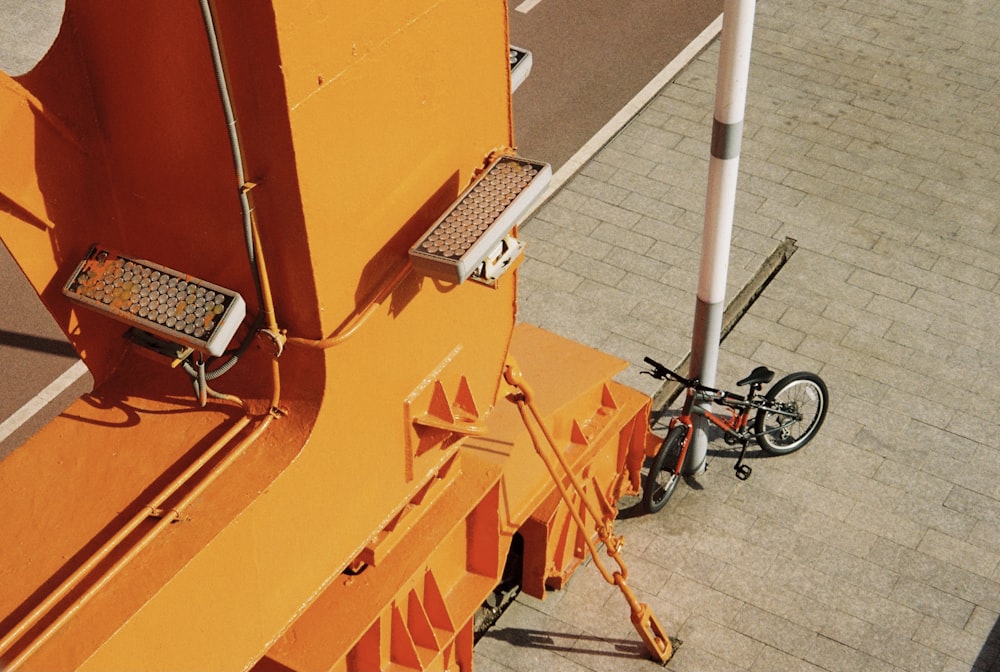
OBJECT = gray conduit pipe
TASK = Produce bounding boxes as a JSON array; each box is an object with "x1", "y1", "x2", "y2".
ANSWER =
[{"x1": 197, "y1": 0, "x2": 263, "y2": 308}]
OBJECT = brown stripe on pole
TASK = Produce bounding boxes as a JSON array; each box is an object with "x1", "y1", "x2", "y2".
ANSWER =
[{"x1": 711, "y1": 119, "x2": 744, "y2": 160}]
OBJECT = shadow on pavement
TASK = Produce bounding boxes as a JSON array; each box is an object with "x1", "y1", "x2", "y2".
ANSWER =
[
  {"x1": 974, "y1": 612, "x2": 999, "y2": 671},
  {"x1": 483, "y1": 627, "x2": 646, "y2": 660}
]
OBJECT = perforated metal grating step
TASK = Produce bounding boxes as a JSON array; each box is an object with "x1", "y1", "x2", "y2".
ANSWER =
[
  {"x1": 509, "y1": 46, "x2": 533, "y2": 92},
  {"x1": 63, "y1": 246, "x2": 246, "y2": 357},
  {"x1": 409, "y1": 155, "x2": 550, "y2": 284}
]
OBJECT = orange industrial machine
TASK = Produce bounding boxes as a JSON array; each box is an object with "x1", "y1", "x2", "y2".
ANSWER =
[{"x1": 0, "y1": 2, "x2": 671, "y2": 669}]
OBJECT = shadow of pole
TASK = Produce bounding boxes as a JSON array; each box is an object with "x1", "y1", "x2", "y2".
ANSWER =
[{"x1": 0, "y1": 329, "x2": 78, "y2": 358}]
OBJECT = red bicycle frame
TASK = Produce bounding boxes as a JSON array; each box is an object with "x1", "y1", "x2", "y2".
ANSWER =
[{"x1": 667, "y1": 382, "x2": 760, "y2": 480}]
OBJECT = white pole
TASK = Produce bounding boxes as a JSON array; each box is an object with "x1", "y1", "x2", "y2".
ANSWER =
[{"x1": 686, "y1": 0, "x2": 756, "y2": 475}]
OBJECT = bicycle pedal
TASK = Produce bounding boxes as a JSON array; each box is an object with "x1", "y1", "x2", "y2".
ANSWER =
[{"x1": 734, "y1": 464, "x2": 752, "y2": 480}]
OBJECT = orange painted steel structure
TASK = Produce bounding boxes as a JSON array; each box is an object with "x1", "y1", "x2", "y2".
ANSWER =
[{"x1": 0, "y1": 2, "x2": 671, "y2": 669}]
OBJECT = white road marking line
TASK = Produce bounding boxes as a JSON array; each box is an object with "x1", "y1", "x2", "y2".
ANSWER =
[
  {"x1": 520, "y1": 13, "x2": 725, "y2": 220},
  {"x1": 515, "y1": 0, "x2": 544, "y2": 14},
  {"x1": 0, "y1": 359, "x2": 88, "y2": 443}
]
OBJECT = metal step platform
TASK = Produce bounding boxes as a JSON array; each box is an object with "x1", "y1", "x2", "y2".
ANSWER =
[
  {"x1": 409, "y1": 155, "x2": 551, "y2": 285},
  {"x1": 63, "y1": 246, "x2": 246, "y2": 357}
]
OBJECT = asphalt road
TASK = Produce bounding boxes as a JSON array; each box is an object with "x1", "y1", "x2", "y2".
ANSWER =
[
  {"x1": 510, "y1": 0, "x2": 722, "y2": 169},
  {"x1": 0, "y1": 1, "x2": 721, "y2": 459},
  {"x1": 0, "y1": 246, "x2": 92, "y2": 459}
]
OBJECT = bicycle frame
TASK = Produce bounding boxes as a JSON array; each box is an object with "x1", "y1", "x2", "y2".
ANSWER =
[
  {"x1": 671, "y1": 381, "x2": 800, "y2": 443},
  {"x1": 688, "y1": 393, "x2": 746, "y2": 436},
  {"x1": 641, "y1": 356, "x2": 828, "y2": 510},
  {"x1": 666, "y1": 378, "x2": 799, "y2": 480},
  {"x1": 667, "y1": 386, "x2": 756, "y2": 479}
]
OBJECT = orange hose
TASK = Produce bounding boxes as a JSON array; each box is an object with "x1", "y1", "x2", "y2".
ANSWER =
[{"x1": 286, "y1": 262, "x2": 413, "y2": 349}]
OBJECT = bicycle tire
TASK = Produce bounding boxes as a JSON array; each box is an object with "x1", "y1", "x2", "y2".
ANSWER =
[
  {"x1": 643, "y1": 425, "x2": 687, "y2": 514},
  {"x1": 754, "y1": 372, "x2": 828, "y2": 455}
]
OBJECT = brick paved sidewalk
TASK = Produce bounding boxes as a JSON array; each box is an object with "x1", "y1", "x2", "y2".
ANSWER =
[{"x1": 478, "y1": 0, "x2": 1000, "y2": 670}]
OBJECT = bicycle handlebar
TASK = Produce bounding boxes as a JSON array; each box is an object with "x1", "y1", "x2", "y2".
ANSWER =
[
  {"x1": 642, "y1": 357, "x2": 686, "y2": 383},
  {"x1": 641, "y1": 357, "x2": 730, "y2": 400},
  {"x1": 642, "y1": 357, "x2": 702, "y2": 388}
]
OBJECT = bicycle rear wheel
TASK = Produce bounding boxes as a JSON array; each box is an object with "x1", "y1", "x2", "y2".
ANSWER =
[
  {"x1": 754, "y1": 372, "x2": 828, "y2": 454},
  {"x1": 643, "y1": 425, "x2": 688, "y2": 514}
]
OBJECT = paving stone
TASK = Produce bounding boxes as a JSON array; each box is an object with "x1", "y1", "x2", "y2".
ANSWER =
[
  {"x1": 847, "y1": 267, "x2": 916, "y2": 303},
  {"x1": 677, "y1": 615, "x2": 766, "y2": 669},
  {"x1": 517, "y1": 260, "x2": 583, "y2": 293},
  {"x1": 560, "y1": 253, "x2": 628, "y2": 288},
  {"x1": 577, "y1": 200, "x2": 645, "y2": 231},
  {"x1": 856, "y1": 623, "x2": 951, "y2": 672},
  {"x1": 847, "y1": 500, "x2": 928, "y2": 550},
  {"x1": 888, "y1": 577, "x2": 976, "y2": 631},
  {"x1": 658, "y1": 572, "x2": 745, "y2": 629},
  {"x1": 620, "y1": 192, "x2": 685, "y2": 224},
  {"x1": 593, "y1": 147, "x2": 657, "y2": 177},
  {"x1": 578, "y1": 160, "x2": 619, "y2": 183},
  {"x1": 665, "y1": 644, "x2": 748, "y2": 672},
  {"x1": 716, "y1": 561, "x2": 830, "y2": 633},
  {"x1": 729, "y1": 603, "x2": 818, "y2": 658},
  {"x1": 604, "y1": 247, "x2": 668, "y2": 281},
  {"x1": 750, "y1": 645, "x2": 828, "y2": 672},
  {"x1": 590, "y1": 222, "x2": 655, "y2": 255},
  {"x1": 912, "y1": 616, "x2": 989, "y2": 669},
  {"x1": 487, "y1": 0, "x2": 1000, "y2": 669},
  {"x1": 917, "y1": 529, "x2": 1000, "y2": 579},
  {"x1": 532, "y1": 201, "x2": 601, "y2": 234},
  {"x1": 568, "y1": 174, "x2": 632, "y2": 207},
  {"x1": 805, "y1": 635, "x2": 898, "y2": 672}
]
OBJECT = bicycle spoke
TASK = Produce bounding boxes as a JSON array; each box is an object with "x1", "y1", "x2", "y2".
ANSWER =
[
  {"x1": 643, "y1": 426, "x2": 686, "y2": 513},
  {"x1": 755, "y1": 373, "x2": 828, "y2": 455}
]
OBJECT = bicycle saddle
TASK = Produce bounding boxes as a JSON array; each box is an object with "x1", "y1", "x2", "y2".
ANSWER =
[{"x1": 737, "y1": 366, "x2": 774, "y2": 387}]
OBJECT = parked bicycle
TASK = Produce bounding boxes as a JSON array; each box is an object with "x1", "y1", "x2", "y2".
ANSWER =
[{"x1": 640, "y1": 357, "x2": 829, "y2": 513}]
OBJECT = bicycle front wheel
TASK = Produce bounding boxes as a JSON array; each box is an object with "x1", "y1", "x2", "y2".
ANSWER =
[
  {"x1": 643, "y1": 425, "x2": 688, "y2": 514},
  {"x1": 755, "y1": 372, "x2": 828, "y2": 454}
]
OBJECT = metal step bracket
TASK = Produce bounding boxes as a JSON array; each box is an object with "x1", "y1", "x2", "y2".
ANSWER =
[
  {"x1": 409, "y1": 155, "x2": 551, "y2": 285},
  {"x1": 509, "y1": 46, "x2": 533, "y2": 92},
  {"x1": 472, "y1": 233, "x2": 524, "y2": 286},
  {"x1": 63, "y1": 246, "x2": 247, "y2": 357}
]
